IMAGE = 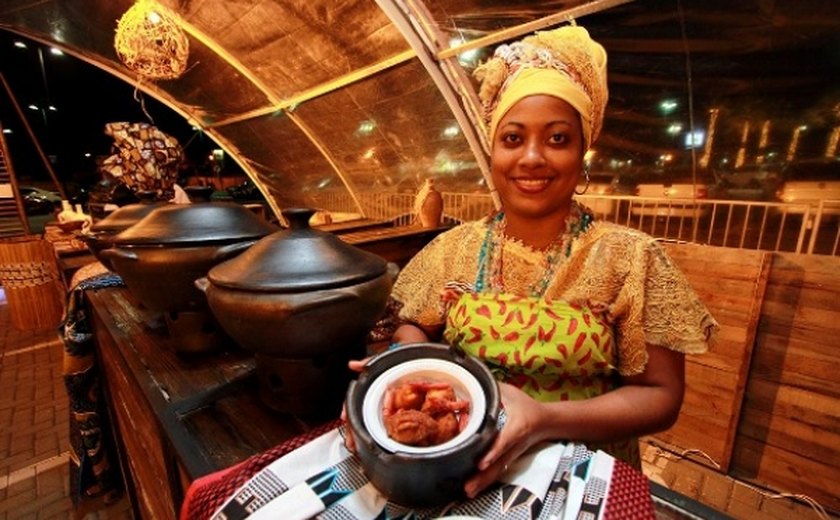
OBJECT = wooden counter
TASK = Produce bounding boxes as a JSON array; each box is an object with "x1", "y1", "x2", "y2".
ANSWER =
[
  {"x1": 342, "y1": 224, "x2": 450, "y2": 267},
  {"x1": 85, "y1": 261, "x2": 727, "y2": 520},
  {"x1": 82, "y1": 223, "x2": 453, "y2": 518},
  {"x1": 314, "y1": 217, "x2": 393, "y2": 234},
  {"x1": 88, "y1": 288, "x2": 330, "y2": 519}
]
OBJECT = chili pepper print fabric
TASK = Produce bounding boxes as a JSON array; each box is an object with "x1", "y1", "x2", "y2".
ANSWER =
[{"x1": 444, "y1": 292, "x2": 618, "y2": 403}]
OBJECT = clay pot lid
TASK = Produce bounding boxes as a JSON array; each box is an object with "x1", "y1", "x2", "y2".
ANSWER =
[
  {"x1": 207, "y1": 207, "x2": 387, "y2": 292},
  {"x1": 112, "y1": 201, "x2": 277, "y2": 245},
  {"x1": 89, "y1": 191, "x2": 166, "y2": 233}
]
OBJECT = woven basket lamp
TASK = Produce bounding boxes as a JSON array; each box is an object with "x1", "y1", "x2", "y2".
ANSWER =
[{"x1": 115, "y1": 0, "x2": 189, "y2": 80}]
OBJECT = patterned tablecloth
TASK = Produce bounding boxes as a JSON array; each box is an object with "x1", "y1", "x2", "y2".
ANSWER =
[{"x1": 180, "y1": 421, "x2": 654, "y2": 520}]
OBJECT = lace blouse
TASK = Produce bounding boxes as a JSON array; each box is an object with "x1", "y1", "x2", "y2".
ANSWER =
[{"x1": 391, "y1": 218, "x2": 716, "y2": 376}]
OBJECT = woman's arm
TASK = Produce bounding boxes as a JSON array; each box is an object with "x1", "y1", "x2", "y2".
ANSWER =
[
  {"x1": 464, "y1": 343, "x2": 685, "y2": 497},
  {"x1": 392, "y1": 322, "x2": 443, "y2": 344}
]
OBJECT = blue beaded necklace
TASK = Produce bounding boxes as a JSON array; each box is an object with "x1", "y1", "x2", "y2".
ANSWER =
[{"x1": 475, "y1": 203, "x2": 593, "y2": 296}]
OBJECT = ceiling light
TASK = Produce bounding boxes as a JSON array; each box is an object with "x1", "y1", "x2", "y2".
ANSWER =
[{"x1": 357, "y1": 120, "x2": 376, "y2": 136}]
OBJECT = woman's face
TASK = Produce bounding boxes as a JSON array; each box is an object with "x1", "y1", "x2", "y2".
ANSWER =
[{"x1": 491, "y1": 95, "x2": 584, "y2": 221}]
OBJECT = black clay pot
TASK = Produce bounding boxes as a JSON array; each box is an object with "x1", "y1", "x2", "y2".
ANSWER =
[
  {"x1": 196, "y1": 208, "x2": 399, "y2": 414},
  {"x1": 82, "y1": 190, "x2": 165, "y2": 270},
  {"x1": 345, "y1": 343, "x2": 500, "y2": 507},
  {"x1": 102, "y1": 201, "x2": 277, "y2": 353},
  {"x1": 104, "y1": 201, "x2": 277, "y2": 313}
]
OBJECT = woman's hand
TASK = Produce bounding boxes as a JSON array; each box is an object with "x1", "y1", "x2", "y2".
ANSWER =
[
  {"x1": 463, "y1": 383, "x2": 547, "y2": 498},
  {"x1": 464, "y1": 344, "x2": 686, "y2": 498}
]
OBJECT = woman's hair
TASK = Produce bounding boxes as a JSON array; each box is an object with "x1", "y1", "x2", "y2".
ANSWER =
[{"x1": 474, "y1": 24, "x2": 608, "y2": 149}]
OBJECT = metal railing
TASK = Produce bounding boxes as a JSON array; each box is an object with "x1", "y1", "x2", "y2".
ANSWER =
[
  {"x1": 316, "y1": 192, "x2": 840, "y2": 256},
  {"x1": 582, "y1": 195, "x2": 840, "y2": 257}
]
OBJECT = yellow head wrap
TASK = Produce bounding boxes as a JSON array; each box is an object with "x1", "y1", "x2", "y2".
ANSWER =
[{"x1": 474, "y1": 25, "x2": 608, "y2": 150}]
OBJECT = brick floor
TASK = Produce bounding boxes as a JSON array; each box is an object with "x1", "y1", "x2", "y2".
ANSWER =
[{"x1": 0, "y1": 288, "x2": 132, "y2": 520}]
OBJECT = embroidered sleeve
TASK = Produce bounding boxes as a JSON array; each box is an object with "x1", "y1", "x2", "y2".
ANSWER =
[
  {"x1": 643, "y1": 241, "x2": 718, "y2": 349},
  {"x1": 610, "y1": 237, "x2": 718, "y2": 375},
  {"x1": 391, "y1": 222, "x2": 484, "y2": 327}
]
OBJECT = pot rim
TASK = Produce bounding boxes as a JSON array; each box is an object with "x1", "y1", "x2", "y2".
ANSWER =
[
  {"x1": 346, "y1": 343, "x2": 500, "y2": 460},
  {"x1": 89, "y1": 200, "x2": 167, "y2": 232},
  {"x1": 107, "y1": 237, "x2": 257, "y2": 249}
]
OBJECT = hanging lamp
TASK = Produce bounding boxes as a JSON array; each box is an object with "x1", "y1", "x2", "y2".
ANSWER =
[{"x1": 114, "y1": 0, "x2": 189, "y2": 80}]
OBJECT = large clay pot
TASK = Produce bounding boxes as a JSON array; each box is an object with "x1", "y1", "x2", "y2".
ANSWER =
[
  {"x1": 103, "y1": 201, "x2": 277, "y2": 353},
  {"x1": 81, "y1": 191, "x2": 166, "y2": 270},
  {"x1": 196, "y1": 207, "x2": 399, "y2": 415},
  {"x1": 103, "y1": 241, "x2": 257, "y2": 313}
]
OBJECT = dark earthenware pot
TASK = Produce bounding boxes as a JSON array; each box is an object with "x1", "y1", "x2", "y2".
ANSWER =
[
  {"x1": 345, "y1": 343, "x2": 500, "y2": 507},
  {"x1": 196, "y1": 207, "x2": 398, "y2": 414},
  {"x1": 83, "y1": 191, "x2": 166, "y2": 270},
  {"x1": 102, "y1": 201, "x2": 277, "y2": 315}
]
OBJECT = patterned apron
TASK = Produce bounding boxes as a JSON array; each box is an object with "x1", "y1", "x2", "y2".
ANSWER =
[{"x1": 444, "y1": 291, "x2": 640, "y2": 467}]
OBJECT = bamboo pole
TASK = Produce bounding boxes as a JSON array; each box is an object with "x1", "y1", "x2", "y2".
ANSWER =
[{"x1": 0, "y1": 120, "x2": 31, "y2": 235}]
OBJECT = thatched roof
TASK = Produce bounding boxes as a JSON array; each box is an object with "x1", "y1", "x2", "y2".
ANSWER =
[{"x1": 1, "y1": 0, "x2": 837, "y2": 218}]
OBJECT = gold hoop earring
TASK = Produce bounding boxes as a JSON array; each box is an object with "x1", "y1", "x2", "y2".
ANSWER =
[{"x1": 574, "y1": 166, "x2": 590, "y2": 195}]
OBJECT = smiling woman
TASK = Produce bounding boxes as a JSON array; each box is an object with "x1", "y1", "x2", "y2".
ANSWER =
[
  {"x1": 490, "y1": 96, "x2": 585, "y2": 237},
  {"x1": 359, "y1": 24, "x2": 718, "y2": 502},
  {"x1": 1, "y1": 1, "x2": 839, "y2": 517}
]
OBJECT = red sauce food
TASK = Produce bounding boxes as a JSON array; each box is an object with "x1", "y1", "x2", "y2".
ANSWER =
[{"x1": 383, "y1": 379, "x2": 470, "y2": 447}]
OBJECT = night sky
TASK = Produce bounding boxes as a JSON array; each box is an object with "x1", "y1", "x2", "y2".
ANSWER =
[{"x1": 0, "y1": 28, "x2": 217, "y2": 194}]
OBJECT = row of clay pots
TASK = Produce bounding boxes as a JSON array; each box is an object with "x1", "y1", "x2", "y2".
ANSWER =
[
  {"x1": 84, "y1": 200, "x2": 397, "y2": 415},
  {"x1": 102, "y1": 202, "x2": 276, "y2": 315},
  {"x1": 81, "y1": 191, "x2": 166, "y2": 271}
]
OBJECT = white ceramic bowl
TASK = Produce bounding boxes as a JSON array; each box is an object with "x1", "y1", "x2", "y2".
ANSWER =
[{"x1": 362, "y1": 358, "x2": 487, "y2": 454}]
